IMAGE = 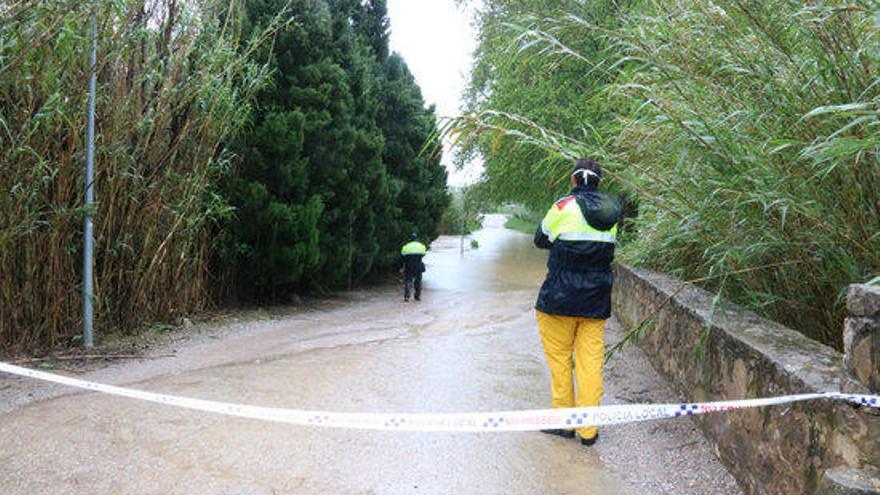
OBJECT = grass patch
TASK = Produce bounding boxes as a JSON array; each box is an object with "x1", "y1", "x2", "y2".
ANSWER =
[
  {"x1": 501, "y1": 204, "x2": 542, "y2": 234},
  {"x1": 505, "y1": 215, "x2": 538, "y2": 235}
]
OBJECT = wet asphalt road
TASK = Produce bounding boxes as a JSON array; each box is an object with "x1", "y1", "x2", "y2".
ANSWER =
[{"x1": 0, "y1": 215, "x2": 741, "y2": 494}]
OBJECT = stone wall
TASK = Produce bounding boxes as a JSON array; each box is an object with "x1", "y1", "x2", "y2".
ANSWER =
[
  {"x1": 844, "y1": 284, "x2": 880, "y2": 393},
  {"x1": 612, "y1": 265, "x2": 880, "y2": 495}
]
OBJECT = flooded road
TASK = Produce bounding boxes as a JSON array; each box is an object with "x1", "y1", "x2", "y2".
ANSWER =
[{"x1": 0, "y1": 215, "x2": 740, "y2": 494}]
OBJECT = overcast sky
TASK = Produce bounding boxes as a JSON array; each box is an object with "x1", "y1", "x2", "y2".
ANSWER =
[{"x1": 387, "y1": 0, "x2": 482, "y2": 187}]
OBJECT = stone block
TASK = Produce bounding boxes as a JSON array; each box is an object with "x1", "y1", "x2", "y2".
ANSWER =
[
  {"x1": 848, "y1": 285, "x2": 880, "y2": 317},
  {"x1": 843, "y1": 317, "x2": 880, "y2": 393},
  {"x1": 817, "y1": 466, "x2": 880, "y2": 495}
]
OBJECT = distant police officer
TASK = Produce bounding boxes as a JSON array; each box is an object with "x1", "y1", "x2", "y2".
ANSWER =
[
  {"x1": 534, "y1": 157, "x2": 622, "y2": 446},
  {"x1": 400, "y1": 233, "x2": 427, "y2": 302}
]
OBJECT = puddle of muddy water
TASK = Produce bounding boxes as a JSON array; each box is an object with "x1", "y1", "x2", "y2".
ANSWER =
[{"x1": 423, "y1": 214, "x2": 547, "y2": 293}]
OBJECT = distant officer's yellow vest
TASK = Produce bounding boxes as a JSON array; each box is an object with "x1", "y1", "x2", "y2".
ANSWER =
[
  {"x1": 401, "y1": 241, "x2": 427, "y2": 255},
  {"x1": 541, "y1": 196, "x2": 617, "y2": 243}
]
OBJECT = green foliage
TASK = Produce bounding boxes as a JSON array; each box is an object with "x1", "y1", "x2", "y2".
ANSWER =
[
  {"x1": 375, "y1": 53, "x2": 451, "y2": 268},
  {"x1": 437, "y1": 207, "x2": 483, "y2": 236},
  {"x1": 456, "y1": 0, "x2": 880, "y2": 347},
  {"x1": 503, "y1": 205, "x2": 542, "y2": 235},
  {"x1": 223, "y1": 0, "x2": 449, "y2": 300},
  {"x1": 455, "y1": 0, "x2": 636, "y2": 211},
  {"x1": 615, "y1": 0, "x2": 880, "y2": 346},
  {"x1": 436, "y1": 185, "x2": 489, "y2": 235},
  {"x1": 0, "y1": 0, "x2": 273, "y2": 351}
]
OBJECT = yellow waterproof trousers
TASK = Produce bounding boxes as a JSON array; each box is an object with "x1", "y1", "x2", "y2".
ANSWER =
[{"x1": 536, "y1": 310, "x2": 606, "y2": 440}]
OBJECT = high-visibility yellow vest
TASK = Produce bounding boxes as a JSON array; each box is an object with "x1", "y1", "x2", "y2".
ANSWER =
[
  {"x1": 401, "y1": 241, "x2": 427, "y2": 255},
  {"x1": 541, "y1": 196, "x2": 617, "y2": 243}
]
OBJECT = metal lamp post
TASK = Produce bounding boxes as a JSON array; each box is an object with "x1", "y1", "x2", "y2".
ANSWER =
[{"x1": 83, "y1": 3, "x2": 97, "y2": 348}]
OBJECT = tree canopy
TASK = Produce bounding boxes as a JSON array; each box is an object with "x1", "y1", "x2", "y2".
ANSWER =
[{"x1": 223, "y1": 0, "x2": 450, "y2": 300}]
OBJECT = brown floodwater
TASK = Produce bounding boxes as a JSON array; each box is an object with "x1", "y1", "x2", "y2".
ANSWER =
[{"x1": 0, "y1": 214, "x2": 740, "y2": 494}]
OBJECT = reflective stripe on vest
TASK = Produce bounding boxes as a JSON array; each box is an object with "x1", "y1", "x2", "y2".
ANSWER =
[
  {"x1": 401, "y1": 241, "x2": 427, "y2": 255},
  {"x1": 541, "y1": 196, "x2": 617, "y2": 243},
  {"x1": 557, "y1": 230, "x2": 617, "y2": 243}
]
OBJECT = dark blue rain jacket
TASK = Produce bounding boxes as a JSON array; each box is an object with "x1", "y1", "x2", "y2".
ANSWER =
[{"x1": 534, "y1": 184, "x2": 621, "y2": 319}]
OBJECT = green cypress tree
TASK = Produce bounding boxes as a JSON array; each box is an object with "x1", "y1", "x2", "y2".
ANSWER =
[
  {"x1": 223, "y1": 0, "x2": 449, "y2": 300},
  {"x1": 376, "y1": 54, "x2": 450, "y2": 265}
]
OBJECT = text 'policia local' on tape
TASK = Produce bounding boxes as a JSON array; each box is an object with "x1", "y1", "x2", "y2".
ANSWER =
[{"x1": 0, "y1": 362, "x2": 877, "y2": 432}]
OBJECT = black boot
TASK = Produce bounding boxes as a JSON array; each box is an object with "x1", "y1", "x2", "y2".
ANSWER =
[
  {"x1": 579, "y1": 432, "x2": 599, "y2": 446},
  {"x1": 540, "y1": 429, "x2": 575, "y2": 439}
]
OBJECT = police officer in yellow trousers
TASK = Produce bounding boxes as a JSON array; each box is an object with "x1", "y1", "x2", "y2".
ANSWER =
[
  {"x1": 400, "y1": 233, "x2": 427, "y2": 302},
  {"x1": 534, "y1": 157, "x2": 621, "y2": 446}
]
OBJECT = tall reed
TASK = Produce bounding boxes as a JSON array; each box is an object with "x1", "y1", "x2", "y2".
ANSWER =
[
  {"x1": 614, "y1": 0, "x2": 879, "y2": 345},
  {"x1": 451, "y1": 0, "x2": 879, "y2": 346},
  {"x1": 0, "y1": 0, "x2": 272, "y2": 351}
]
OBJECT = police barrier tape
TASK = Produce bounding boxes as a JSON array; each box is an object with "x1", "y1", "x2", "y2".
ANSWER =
[{"x1": 1, "y1": 362, "x2": 877, "y2": 432}]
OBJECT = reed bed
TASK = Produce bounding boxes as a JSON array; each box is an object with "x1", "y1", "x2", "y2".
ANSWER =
[
  {"x1": 452, "y1": 0, "x2": 880, "y2": 346},
  {"x1": 0, "y1": 0, "x2": 271, "y2": 351}
]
